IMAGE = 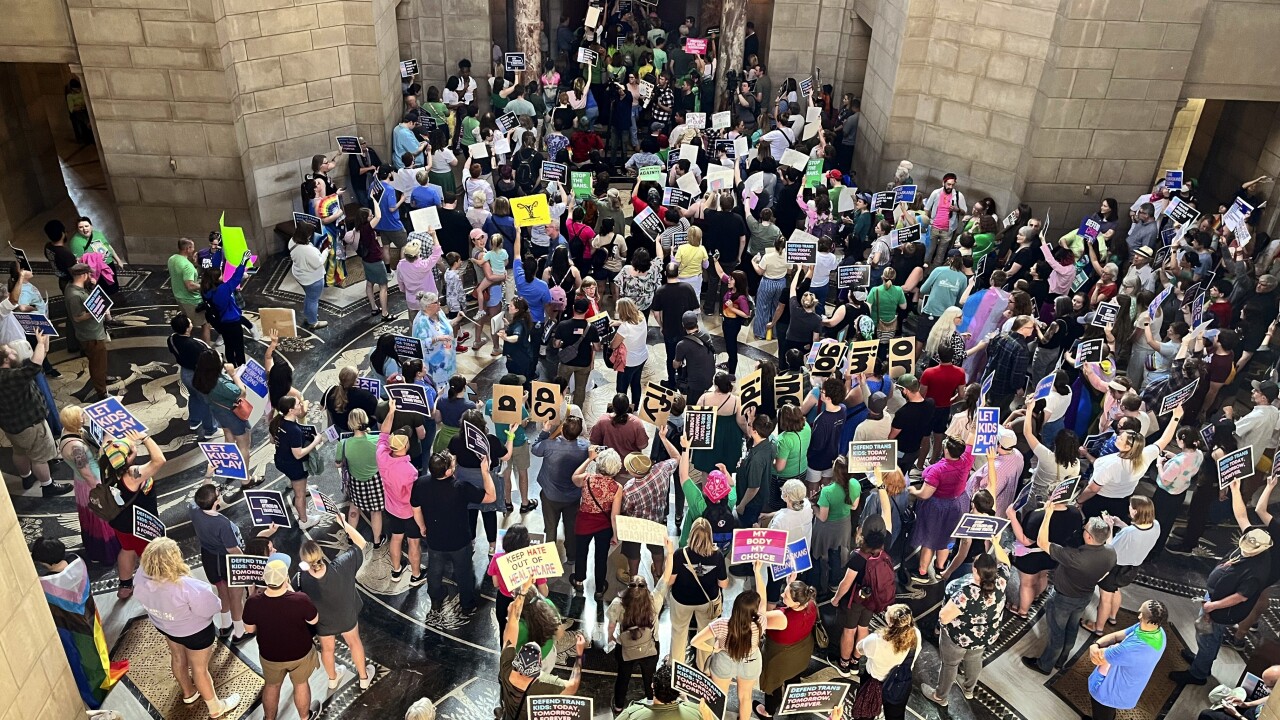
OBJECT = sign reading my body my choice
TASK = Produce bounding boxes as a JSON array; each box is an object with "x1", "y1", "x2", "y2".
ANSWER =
[{"x1": 730, "y1": 528, "x2": 788, "y2": 565}]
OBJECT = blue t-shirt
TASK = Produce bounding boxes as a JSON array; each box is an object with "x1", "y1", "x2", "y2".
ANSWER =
[
  {"x1": 375, "y1": 181, "x2": 404, "y2": 232},
  {"x1": 1088, "y1": 624, "x2": 1165, "y2": 710},
  {"x1": 273, "y1": 419, "x2": 307, "y2": 480},
  {"x1": 410, "y1": 184, "x2": 442, "y2": 209}
]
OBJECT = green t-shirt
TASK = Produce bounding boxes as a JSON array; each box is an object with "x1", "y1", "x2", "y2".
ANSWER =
[
  {"x1": 70, "y1": 229, "x2": 115, "y2": 263},
  {"x1": 486, "y1": 397, "x2": 529, "y2": 446},
  {"x1": 774, "y1": 425, "x2": 812, "y2": 479},
  {"x1": 168, "y1": 254, "x2": 201, "y2": 305},
  {"x1": 64, "y1": 284, "x2": 106, "y2": 341},
  {"x1": 678, "y1": 478, "x2": 738, "y2": 545},
  {"x1": 867, "y1": 284, "x2": 906, "y2": 323},
  {"x1": 617, "y1": 700, "x2": 702, "y2": 720},
  {"x1": 818, "y1": 482, "x2": 858, "y2": 521},
  {"x1": 338, "y1": 434, "x2": 379, "y2": 481},
  {"x1": 652, "y1": 48, "x2": 668, "y2": 74}
]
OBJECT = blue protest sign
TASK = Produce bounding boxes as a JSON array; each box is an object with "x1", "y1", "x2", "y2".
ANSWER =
[
  {"x1": 83, "y1": 397, "x2": 147, "y2": 440},
  {"x1": 238, "y1": 358, "x2": 269, "y2": 398},
  {"x1": 13, "y1": 312, "x2": 58, "y2": 337},
  {"x1": 973, "y1": 407, "x2": 1000, "y2": 455},
  {"x1": 893, "y1": 184, "x2": 917, "y2": 204},
  {"x1": 1078, "y1": 217, "x2": 1100, "y2": 240},
  {"x1": 770, "y1": 538, "x2": 813, "y2": 581},
  {"x1": 199, "y1": 442, "x2": 247, "y2": 481},
  {"x1": 243, "y1": 490, "x2": 292, "y2": 527},
  {"x1": 386, "y1": 383, "x2": 431, "y2": 414},
  {"x1": 356, "y1": 376, "x2": 382, "y2": 396},
  {"x1": 980, "y1": 373, "x2": 993, "y2": 404},
  {"x1": 1165, "y1": 169, "x2": 1183, "y2": 191},
  {"x1": 1149, "y1": 286, "x2": 1171, "y2": 320},
  {"x1": 1033, "y1": 374, "x2": 1055, "y2": 401},
  {"x1": 951, "y1": 513, "x2": 1010, "y2": 540},
  {"x1": 84, "y1": 284, "x2": 112, "y2": 323}
]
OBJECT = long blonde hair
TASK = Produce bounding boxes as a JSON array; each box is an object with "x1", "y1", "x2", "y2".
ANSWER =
[
  {"x1": 616, "y1": 297, "x2": 644, "y2": 325},
  {"x1": 140, "y1": 538, "x2": 191, "y2": 584},
  {"x1": 1118, "y1": 430, "x2": 1147, "y2": 475},
  {"x1": 688, "y1": 517, "x2": 716, "y2": 555},
  {"x1": 924, "y1": 307, "x2": 963, "y2": 358},
  {"x1": 880, "y1": 603, "x2": 916, "y2": 653}
]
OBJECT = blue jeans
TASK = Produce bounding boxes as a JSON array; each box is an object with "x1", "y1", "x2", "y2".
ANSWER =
[
  {"x1": 36, "y1": 373, "x2": 62, "y2": 437},
  {"x1": 617, "y1": 361, "x2": 645, "y2": 408},
  {"x1": 630, "y1": 104, "x2": 640, "y2": 145},
  {"x1": 180, "y1": 368, "x2": 217, "y2": 434},
  {"x1": 427, "y1": 546, "x2": 477, "y2": 611},
  {"x1": 1036, "y1": 590, "x2": 1092, "y2": 671},
  {"x1": 302, "y1": 278, "x2": 323, "y2": 325},
  {"x1": 1191, "y1": 614, "x2": 1228, "y2": 680}
]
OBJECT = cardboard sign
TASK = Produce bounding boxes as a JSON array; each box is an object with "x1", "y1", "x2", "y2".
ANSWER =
[
  {"x1": 244, "y1": 489, "x2": 291, "y2": 527},
  {"x1": 200, "y1": 442, "x2": 247, "y2": 481},
  {"x1": 731, "y1": 528, "x2": 788, "y2": 565},
  {"x1": 495, "y1": 112, "x2": 519, "y2": 134},
  {"x1": 706, "y1": 165, "x2": 734, "y2": 192},
  {"x1": 467, "y1": 141, "x2": 489, "y2": 159},
  {"x1": 1165, "y1": 169, "x2": 1183, "y2": 191},
  {"x1": 837, "y1": 264, "x2": 869, "y2": 289},
  {"x1": 399, "y1": 59, "x2": 418, "y2": 77},
  {"x1": 1075, "y1": 338, "x2": 1105, "y2": 366},
  {"x1": 336, "y1": 136, "x2": 362, "y2": 154},
  {"x1": 527, "y1": 696, "x2": 591, "y2": 720},
  {"x1": 225, "y1": 554, "x2": 269, "y2": 588},
  {"x1": 673, "y1": 661, "x2": 726, "y2": 720},
  {"x1": 785, "y1": 238, "x2": 818, "y2": 264},
  {"x1": 504, "y1": 52, "x2": 526, "y2": 72},
  {"x1": 893, "y1": 185, "x2": 917, "y2": 204},
  {"x1": 663, "y1": 187, "x2": 692, "y2": 208},
  {"x1": 386, "y1": 382, "x2": 431, "y2": 414},
  {"x1": 733, "y1": 136, "x2": 749, "y2": 161},
  {"x1": 13, "y1": 312, "x2": 57, "y2": 337},
  {"x1": 737, "y1": 369, "x2": 765, "y2": 417},
  {"x1": 952, "y1": 513, "x2": 1011, "y2": 539},
  {"x1": 409, "y1": 206, "x2": 441, "y2": 231},
  {"x1": 780, "y1": 148, "x2": 809, "y2": 171},
  {"x1": 512, "y1": 194, "x2": 552, "y2": 228},
  {"x1": 711, "y1": 111, "x2": 731, "y2": 131},
  {"x1": 491, "y1": 383, "x2": 523, "y2": 426},
  {"x1": 775, "y1": 372, "x2": 804, "y2": 407},
  {"x1": 540, "y1": 161, "x2": 568, "y2": 184},
  {"x1": 847, "y1": 440, "x2": 897, "y2": 473},
  {"x1": 634, "y1": 205, "x2": 665, "y2": 241},
  {"x1": 685, "y1": 37, "x2": 708, "y2": 54},
  {"x1": 777, "y1": 683, "x2": 848, "y2": 716},
  {"x1": 812, "y1": 342, "x2": 847, "y2": 377},
  {"x1": 887, "y1": 337, "x2": 915, "y2": 377},
  {"x1": 576, "y1": 47, "x2": 598, "y2": 65},
  {"x1": 259, "y1": 307, "x2": 297, "y2": 338},
  {"x1": 769, "y1": 538, "x2": 813, "y2": 581},
  {"x1": 684, "y1": 406, "x2": 718, "y2": 450},
  {"x1": 686, "y1": 112, "x2": 706, "y2": 129},
  {"x1": 84, "y1": 284, "x2": 112, "y2": 323},
  {"x1": 1149, "y1": 285, "x2": 1172, "y2": 320},
  {"x1": 638, "y1": 164, "x2": 664, "y2": 182},
  {"x1": 844, "y1": 339, "x2": 878, "y2": 375},
  {"x1": 132, "y1": 506, "x2": 166, "y2": 542},
  {"x1": 1157, "y1": 378, "x2": 1198, "y2": 415},
  {"x1": 309, "y1": 488, "x2": 340, "y2": 515},
  {"x1": 84, "y1": 397, "x2": 147, "y2": 441},
  {"x1": 529, "y1": 381, "x2": 563, "y2": 424},
  {"x1": 11, "y1": 245, "x2": 31, "y2": 272},
  {"x1": 393, "y1": 334, "x2": 424, "y2": 359},
  {"x1": 463, "y1": 420, "x2": 490, "y2": 458},
  {"x1": 615, "y1": 516, "x2": 668, "y2": 546},
  {"x1": 495, "y1": 542, "x2": 563, "y2": 587},
  {"x1": 1218, "y1": 446, "x2": 1254, "y2": 489},
  {"x1": 973, "y1": 407, "x2": 1000, "y2": 455}
]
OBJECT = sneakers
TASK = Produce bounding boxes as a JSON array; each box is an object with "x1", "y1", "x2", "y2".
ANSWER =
[
  {"x1": 20, "y1": 473, "x2": 36, "y2": 490},
  {"x1": 43, "y1": 482, "x2": 73, "y2": 497},
  {"x1": 390, "y1": 565, "x2": 406, "y2": 581},
  {"x1": 182, "y1": 690, "x2": 201, "y2": 705},
  {"x1": 299, "y1": 514, "x2": 321, "y2": 530},
  {"x1": 921, "y1": 684, "x2": 947, "y2": 707},
  {"x1": 358, "y1": 664, "x2": 374, "y2": 690},
  {"x1": 209, "y1": 693, "x2": 242, "y2": 719},
  {"x1": 834, "y1": 658, "x2": 853, "y2": 678},
  {"x1": 327, "y1": 666, "x2": 347, "y2": 690},
  {"x1": 961, "y1": 685, "x2": 975, "y2": 700},
  {"x1": 1224, "y1": 633, "x2": 1250, "y2": 651},
  {"x1": 409, "y1": 574, "x2": 427, "y2": 587},
  {"x1": 303, "y1": 320, "x2": 329, "y2": 330}
]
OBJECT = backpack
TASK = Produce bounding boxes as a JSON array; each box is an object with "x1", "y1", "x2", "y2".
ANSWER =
[
  {"x1": 880, "y1": 639, "x2": 918, "y2": 705},
  {"x1": 702, "y1": 497, "x2": 737, "y2": 549},
  {"x1": 848, "y1": 550, "x2": 895, "y2": 613},
  {"x1": 812, "y1": 216, "x2": 839, "y2": 243}
]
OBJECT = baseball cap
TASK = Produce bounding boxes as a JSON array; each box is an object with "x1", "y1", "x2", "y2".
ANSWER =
[
  {"x1": 70, "y1": 262, "x2": 91, "y2": 276},
  {"x1": 681, "y1": 310, "x2": 700, "y2": 330},
  {"x1": 512, "y1": 642, "x2": 544, "y2": 678},
  {"x1": 998, "y1": 428, "x2": 1017, "y2": 449},
  {"x1": 1253, "y1": 380, "x2": 1280, "y2": 402},
  {"x1": 262, "y1": 559, "x2": 290, "y2": 588},
  {"x1": 896, "y1": 373, "x2": 920, "y2": 392},
  {"x1": 624, "y1": 452, "x2": 652, "y2": 476},
  {"x1": 702, "y1": 470, "x2": 731, "y2": 503},
  {"x1": 866, "y1": 391, "x2": 888, "y2": 416},
  {"x1": 389, "y1": 432, "x2": 410, "y2": 453}
]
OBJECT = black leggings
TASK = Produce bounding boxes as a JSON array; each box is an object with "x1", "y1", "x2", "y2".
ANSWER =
[
  {"x1": 573, "y1": 526, "x2": 613, "y2": 589},
  {"x1": 1090, "y1": 698, "x2": 1117, "y2": 720},
  {"x1": 613, "y1": 650, "x2": 658, "y2": 709},
  {"x1": 723, "y1": 317, "x2": 743, "y2": 374},
  {"x1": 217, "y1": 318, "x2": 247, "y2": 366},
  {"x1": 468, "y1": 508, "x2": 498, "y2": 545},
  {"x1": 1151, "y1": 486, "x2": 1184, "y2": 557},
  {"x1": 765, "y1": 673, "x2": 806, "y2": 715},
  {"x1": 1173, "y1": 474, "x2": 1217, "y2": 551}
]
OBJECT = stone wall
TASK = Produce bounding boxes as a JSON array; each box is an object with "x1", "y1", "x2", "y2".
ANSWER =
[
  {"x1": 397, "y1": 0, "x2": 493, "y2": 110},
  {"x1": 852, "y1": 0, "x2": 907, "y2": 189},
  {"x1": 767, "y1": 0, "x2": 867, "y2": 99},
  {"x1": 0, "y1": 0, "x2": 78, "y2": 64},
  {"x1": 1199, "y1": 101, "x2": 1280, "y2": 237},
  {"x1": 0, "y1": 64, "x2": 72, "y2": 245}
]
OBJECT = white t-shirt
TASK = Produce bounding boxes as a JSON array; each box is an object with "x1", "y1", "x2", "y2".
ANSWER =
[
  {"x1": 857, "y1": 629, "x2": 922, "y2": 680},
  {"x1": 1031, "y1": 443, "x2": 1080, "y2": 497},
  {"x1": 1044, "y1": 388, "x2": 1071, "y2": 422},
  {"x1": 811, "y1": 251, "x2": 840, "y2": 289},
  {"x1": 616, "y1": 321, "x2": 649, "y2": 367},
  {"x1": 1091, "y1": 445, "x2": 1160, "y2": 498},
  {"x1": 769, "y1": 501, "x2": 814, "y2": 544}
]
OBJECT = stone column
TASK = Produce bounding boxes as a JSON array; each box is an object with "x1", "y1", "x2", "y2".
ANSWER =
[
  {"x1": 715, "y1": 0, "x2": 746, "y2": 108},
  {"x1": 514, "y1": 0, "x2": 542, "y2": 90}
]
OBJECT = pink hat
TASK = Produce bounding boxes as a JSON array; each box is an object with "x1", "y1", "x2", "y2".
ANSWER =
[{"x1": 702, "y1": 470, "x2": 731, "y2": 503}]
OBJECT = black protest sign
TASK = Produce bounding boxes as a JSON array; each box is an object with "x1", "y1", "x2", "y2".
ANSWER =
[
  {"x1": 11, "y1": 245, "x2": 31, "y2": 272},
  {"x1": 463, "y1": 420, "x2": 490, "y2": 458},
  {"x1": 894, "y1": 224, "x2": 922, "y2": 245},
  {"x1": 785, "y1": 239, "x2": 818, "y2": 264},
  {"x1": 132, "y1": 506, "x2": 166, "y2": 542},
  {"x1": 386, "y1": 383, "x2": 431, "y2": 414},
  {"x1": 530, "y1": 381, "x2": 563, "y2": 424},
  {"x1": 775, "y1": 373, "x2": 804, "y2": 407},
  {"x1": 847, "y1": 440, "x2": 897, "y2": 473},
  {"x1": 244, "y1": 489, "x2": 292, "y2": 527},
  {"x1": 527, "y1": 695, "x2": 591, "y2": 720},
  {"x1": 634, "y1": 206, "x2": 665, "y2": 241},
  {"x1": 492, "y1": 383, "x2": 523, "y2": 425},
  {"x1": 673, "y1": 662, "x2": 726, "y2": 720},
  {"x1": 685, "y1": 406, "x2": 717, "y2": 449},
  {"x1": 496, "y1": 112, "x2": 519, "y2": 133},
  {"x1": 226, "y1": 554, "x2": 269, "y2": 588},
  {"x1": 873, "y1": 191, "x2": 894, "y2": 212},
  {"x1": 838, "y1": 264, "x2": 870, "y2": 289},
  {"x1": 1158, "y1": 378, "x2": 1198, "y2": 415},
  {"x1": 1092, "y1": 301, "x2": 1120, "y2": 327},
  {"x1": 393, "y1": 334, "x2": 424, "y2": 359},
  {"x1": 399, "y1": 59, "x2": 419, "y2": 77},
  {"x1": 777, "y1": 683, "x2": 849, "y2": 716},
  {"x1": 1075, "y1": 339, "x2": 1105, "y2": 366},
  {"x1": 504, "y1": 53, "x2": 527, "y2": 72},
  {"x1": 1049, "y1": 474, "x2": 1086, "y2": 505},
  {"x1": 639, "y1": 382, "x2": 680, "y2": 426},
  {"x1": 1218, "y1": 446, "x2": 1255, "y2": 489},
  {"x1": 309, "y1": 488, "x2": 340, "y2": 515},
  {"x1": 812, "y1": 342, "x2": 847, "y2": 377},
  {"x1": 888, "y1": 337, "x2": 915, "y2": 377},
  {"x1": 663, "y1": 187, "x2": 692, "y2": 208},
  {"x1": 952, "y1": 513, "x2": 1011, "y2": 539},
  {"x1": 588, "y1": 312, "x2": 615, "y2": 344},
  {"x1": 336, "y1": 136, "x2": 362, "y2": 154},
  {"x1": 1166, "y1": 197, "x2": 1199, "y2": 226},
  {"x1": 541, "y1": 161, "x2": 568, "y2": 183},
  {"x1": 845, "y1": 339, "x2": 878, "y2": 375}
]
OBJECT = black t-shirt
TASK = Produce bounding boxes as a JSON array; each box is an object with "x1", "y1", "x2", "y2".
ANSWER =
[
  {"x1": 670, "y1": 547, "x2": 727, "y2": 606},
  {"x1": 437, "y1": 207, "x2": 473, "y2": 259},
  {"x1": 1207, "y1": 551, "x2": 1270, "y2": 623},
  {"x1": 1006, "y1": 245, "x2": 1041, "y2": 284},
  {"x1": 45, "y1": 243, "x2": 76, "y2": 278},
  {"x1": 167, "y1": 333, "x2": 207, "y2": 371},
  {"x1": 891, "y1": 399, "x2": 936, "y2": 450},
  {"x1": 415, "y1": 476, "x2": 485, "y2": 552},
  {"x1": 652, "y1": 282, "x2": 699, "y2": 338},
  {"x1": 553, "y1": 318, "x2": 599, "y2": 367},
  {"x1": 698, "y1": 210, "x2": 746, "y2": 261},
  {"x1": 786, "y1": 297, "x2": 822, "y2": 344},
  {"x1": 675, "y1": 332, "x2": 716, "y2": 393},
  {"x1": 322, "y1": 386, "x2": 379, "y2": 432}
]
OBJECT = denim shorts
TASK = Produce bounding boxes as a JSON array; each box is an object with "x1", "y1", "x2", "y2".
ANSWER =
[
  {"x1": 708, "y1": 649, "x2": 761, "y2": 681},
  {"x1": 210, "y1": 404, "x2": 250, "y2": 436}
]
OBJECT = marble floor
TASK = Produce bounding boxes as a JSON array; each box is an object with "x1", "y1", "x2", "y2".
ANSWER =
[{"x1": 7, "y1": 255, "x2": 1271, "y2": 720}]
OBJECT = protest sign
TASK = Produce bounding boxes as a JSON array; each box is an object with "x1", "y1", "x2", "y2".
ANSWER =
[
  {"x1": 952, "y1": 513, "x2": 1011, "y2": 539},
  {"x1": 733, "y1": 136, "x2": 748, "y2": 161},
  {"x1": 973, "y1": 407, "x2": 1000, "y2": 455},
  {"x1": 838, "y1": 186, "x2": 857, "y2": 214},
  {"x1": 673, "y1": 662, "x2": 726, "y2": 720},
  {"x1": 226, "y1": 555, "x2": 269, "y2": 588},
  {"x1": 1158, "y1": 379, "x2": 1198, "y2": 415},
  {"x1": 463, "y1": 420, "x2": 490, "y2": 458},
  {"x1": 1076, "y1": 339, "x2": 1105, "y2": 366},
  {"x1": 527, "y1": 696, "x2": 591, "y2": 720},
  {"x1": 780, "y1": 148, "x2": 809, "y2": 171},
  {"x1": 577, "y1": 47, "x2": 598, "y2": 65},
  {"x1": 686, "y1": 112, "x2": 706, "y2": 129},
  {"x1": 387, "y1": 383, "x2": 431, "y2": 414},
  {"x1": 235, "y1": 358, "x2": 270, "y2": 424},
  {"x1": 706, "y1": 165, "x2": 734, "y2": 191},
  {"x1": 491, "y1": 383, "x2": 523, "y2": 426},
  {"x1": 799, "y1": 76, "x2": 813, "y2": 95},
  {"x1": 844, "y1": 339, "x2": 878, "y2": 375},
  {"x1": 259, "y1": 307, "x2": 297, "y2": 338},
  {"x1": 530, "y1": 381, "x2": 563, "y2": 424},
  {"x1": 777, "y1": 683, "x2": 848, "y2": 716},
  {"x1": 1200, "y1": 422, "x2": 1215, "y2": 448},
  {"x1": 468, "y1": 142, "x2": 489, "y2": 159},
  {"x1": 738, "y1": 369, "x2": 764, "y2": 416},
  {"x1": 512, "y1": 194, "x2": 552, "y2": 228},
  {"x1": 837, "y1": 264, "x2": 870, "y2": 289},
  {"x1": 393, "y1": 334, "x2": 424, "y2": 359},
  {"x1": 540, "y1": 161, "x2": 567, "y2": 184},
  {"x1": 132, "y1": 506, "x2": 166, "y2": 542},
  {"x1": 13, "y1": 312, "x2": 57, "y2": 337},
  {"x1": 731, "y1": 528, "x2": 789, "y2": 564},
  {"x1": 84, "y1": 397, "x2": 147, "y2": 440},
  {"x1": 293, "y1": 211, "x2": 322, "y2": 230},
  {"x1": 638, "y1": 164, "x2": 664, "y2": 182},
  {"x1": 1245, "y1": 672, "x2": 1273, "y2": 703},
  {"x1": 615, "y1": 516, "x2": 668, "y2": 546},
  {"x1": 85, "y1": 284, "x2": 112, "y2": 323},
  {"x1": 685, "y1": 406, "x2": 717, "y2": 450},
  {"x1": 1049, "y1": 475, "x2": 1086, "y2": 505},
  {"x1": 888, "y1": 337, "x2": 915, "y2": 377},
  {"x1": 336, "y1": 136, "x2": 361, "y2": 154},
  {"x1": 11, "y1": 245, "x2": 31, "y2": 272},
  {"x1": 585, "y1": 6, "x2": 601, "y2": 29},
  {"x1": 1149, "y1": 286, "x2": 1172, "y2": 320},
  {"x1": 1165, "y1": 197, "x2": 1198, "y2": 226},
  {"x1": 804, "y1": 158, "x2": 823, "y2": 188},
  {"x1": 980, "y1": 373, "x2": 994, "y2": 404},
  {"x1": 677, "y1": 171, "x2": 702, "y2": 196},
  {"x1": 1092, "y1": 300, "x2": 1120, "y2": 327},
  {"x1": 775, "y1": 372, "x2": 804, "y2": 407},
  {"x1": 1218, "y1": 446, "x2": 1255, "y2": 488},
  {"x1": 409, "y1": 206, "x2": 441, "y2": 231},
  {"x1": 200, "y1": 442, "x2": 247, "y2": 481},
  {"x1": 847, "y1": 440, "x2": 897, "y2": 473},
  {"x1": 244, "y1": 489, "x2": 291, "y2": 527},
  {"x1": 711, "y1": 111, "x2": 731, "y2": 130},
  {"x1": 495, "y1": 112, "x2": 519, "y2": 134},
  {"x1": 685, "y1": 38, "x2": 708, "y2": 54},
  {"x1": 893, "y1": 185, "x2": 917, "y2": 204},
  {"x1": 812, "y1": 342, "x2": 847, "y2": 377},
  {"x1": 496, "y1": 542, "x2": 563, "y2": 587},
  {"x1": 634, "y1": 206, "x2": 665, "y2": 241},
  {"x1": 663, "y1": 187, "x2": 692, "y2": 208},
  {"x1": 356, "y1": 376, "x2": 382, "y2": 397},
  {"x1": 504, "y1": 52, "x2": 526, "y2": 71},
  {"x1": 399, "y1": 59, "x2": 418, "y2": 77},
  {"x1": 1033, "y1": 373, "x2": 1056, "y2": 402},
  {"x1": 1165, "y1": 169, "x2": 1183, "y2": 191},
  {"x1": 770, "y1": 538, "x2": 813, "y2": 581},
  {"x1": 892, "y1": 224, "x2": 922, "y2": 246},
  {"x1": 1224, "y1": 197, "x2": 1254, "y2": 232},
  {"x1": 785, "y1": 238, "x2": 818, "y2": 264},
  {"x1": 309, "y1": 488, "x2": 340, "y2": 515},
  {"x1": 587, "y1": 311, "x2": 615, "y2": 345},
  {"x1": 873, "y1": 191, "x2": 894, "y2": 212},
  {"x1": 571, "y1": 171, "x2": 593, "y2": 198},
  {"x1": 639, "y1": 382, "x2": 680, "y2": 426}
]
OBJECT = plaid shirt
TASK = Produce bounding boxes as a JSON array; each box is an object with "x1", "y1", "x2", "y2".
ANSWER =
[
  {"x1": 0, "y1": 361, "x2": 46, "y2": 434},
  {"x1": 986, "y1": 332, "x2": 1031, "y2": 396},
  {"x1": 621, "y1": 459, "x2": 677, "y2": 523},
  {"x1": 651, "y1": 87, "x2": 675, "y2": 124}
]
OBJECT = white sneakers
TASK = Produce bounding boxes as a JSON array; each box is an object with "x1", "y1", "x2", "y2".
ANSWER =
[{"x1": 208, "y1": 692, "x2": 242, "y2": 718}]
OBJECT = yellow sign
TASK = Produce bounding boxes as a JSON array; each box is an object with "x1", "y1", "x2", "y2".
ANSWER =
[{"x1": 511, "y1": 194, "x2": 551, "y2": 228}]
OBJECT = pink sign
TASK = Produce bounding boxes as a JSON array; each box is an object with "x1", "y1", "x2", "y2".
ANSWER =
[
  {"x1": 685, "y1": 38, "x2": 708, "y2": 55},
  {"x1": 731, "y1": 528, "x2": 789, "y2": 565}
]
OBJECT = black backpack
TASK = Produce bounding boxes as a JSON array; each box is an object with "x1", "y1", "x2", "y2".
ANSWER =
[{"x1": 702, "y1": 497, "x2": 737, "y2": 549}]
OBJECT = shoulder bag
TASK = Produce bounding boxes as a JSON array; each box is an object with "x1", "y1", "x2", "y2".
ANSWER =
[{"x1": 683, "y1": 547, "x2": 724, "y2": 617}]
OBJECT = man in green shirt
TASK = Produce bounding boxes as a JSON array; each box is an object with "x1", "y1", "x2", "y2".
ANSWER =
[
  {"x1": 616, "y1": 662, "x2": 702, "y2": 720},
  {"x1": 63, "y1": 264, "x2": 108, "y2": 401},
  {"x1": 168, "y1": 238, "x2": 210, "y2": 342}
]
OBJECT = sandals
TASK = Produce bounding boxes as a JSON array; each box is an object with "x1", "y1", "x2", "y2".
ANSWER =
[
  {"x1": 240, "y1": 476, "x2": 264, "y2": 491},
  {"x1": 182, "y1": 691, "x2": 201, "y2": 705},
  {"x1": 1079, "y1": 618, "x2": 1103, "y2": 636},
  {"x1": 520, "y1": 499, "x2": 539, "y2": 513},
  {"x1": 117, "y1": 577, "x2": 134, "y2": 599}
]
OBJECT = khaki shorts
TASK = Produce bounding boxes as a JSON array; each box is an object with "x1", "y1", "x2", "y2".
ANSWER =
[
  {"x1": 261, "y1": 647, "x2": 318, "y2": 686},
  {"x1": 510, "y1": 443, "x2": 531, "y2": 471},
  {"x1": 179, "y1": 302, "x2": 208, "y2": 328},
  {"x1": 9, "y1": 421, "x2": 57, "y2": 463}
]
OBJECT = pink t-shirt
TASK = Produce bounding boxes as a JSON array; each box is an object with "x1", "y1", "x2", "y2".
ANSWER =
[
  {"x1": 486, "y1": 552, "x2": 550, "y2": 597},
  {"x1": 933, "y1": 191, "x2": 953, "y2": 231},
  {"x1": 377, "y1": 434, "x2": 417, "y2": 520}
]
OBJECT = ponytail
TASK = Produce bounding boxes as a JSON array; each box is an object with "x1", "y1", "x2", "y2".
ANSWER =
[
  {"x1": 270, "y1": 396, "x2": 298, "y2": 440},
  {"x1": 973, "y1": 553, "x2": 999, "y2": 600}
]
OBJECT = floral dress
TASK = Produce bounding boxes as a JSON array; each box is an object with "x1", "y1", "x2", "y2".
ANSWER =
[
  {"x1": 413, "y1": 311, "x2": 456, "y2": 387},
  {"x1": 617, "y1": 263, "x2": 663, "y2": 312}
]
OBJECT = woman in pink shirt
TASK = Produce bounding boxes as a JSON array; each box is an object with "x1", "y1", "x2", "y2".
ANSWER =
[
  {"x1": 909, "y1": 435, "x2": 975, "y2": 582},
  {"x1": 377, "y1": 398, "x2": 423, "y2": 585},
  {"x1": 396, "y1": 233, "x2": 443, "y2": 323}
]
